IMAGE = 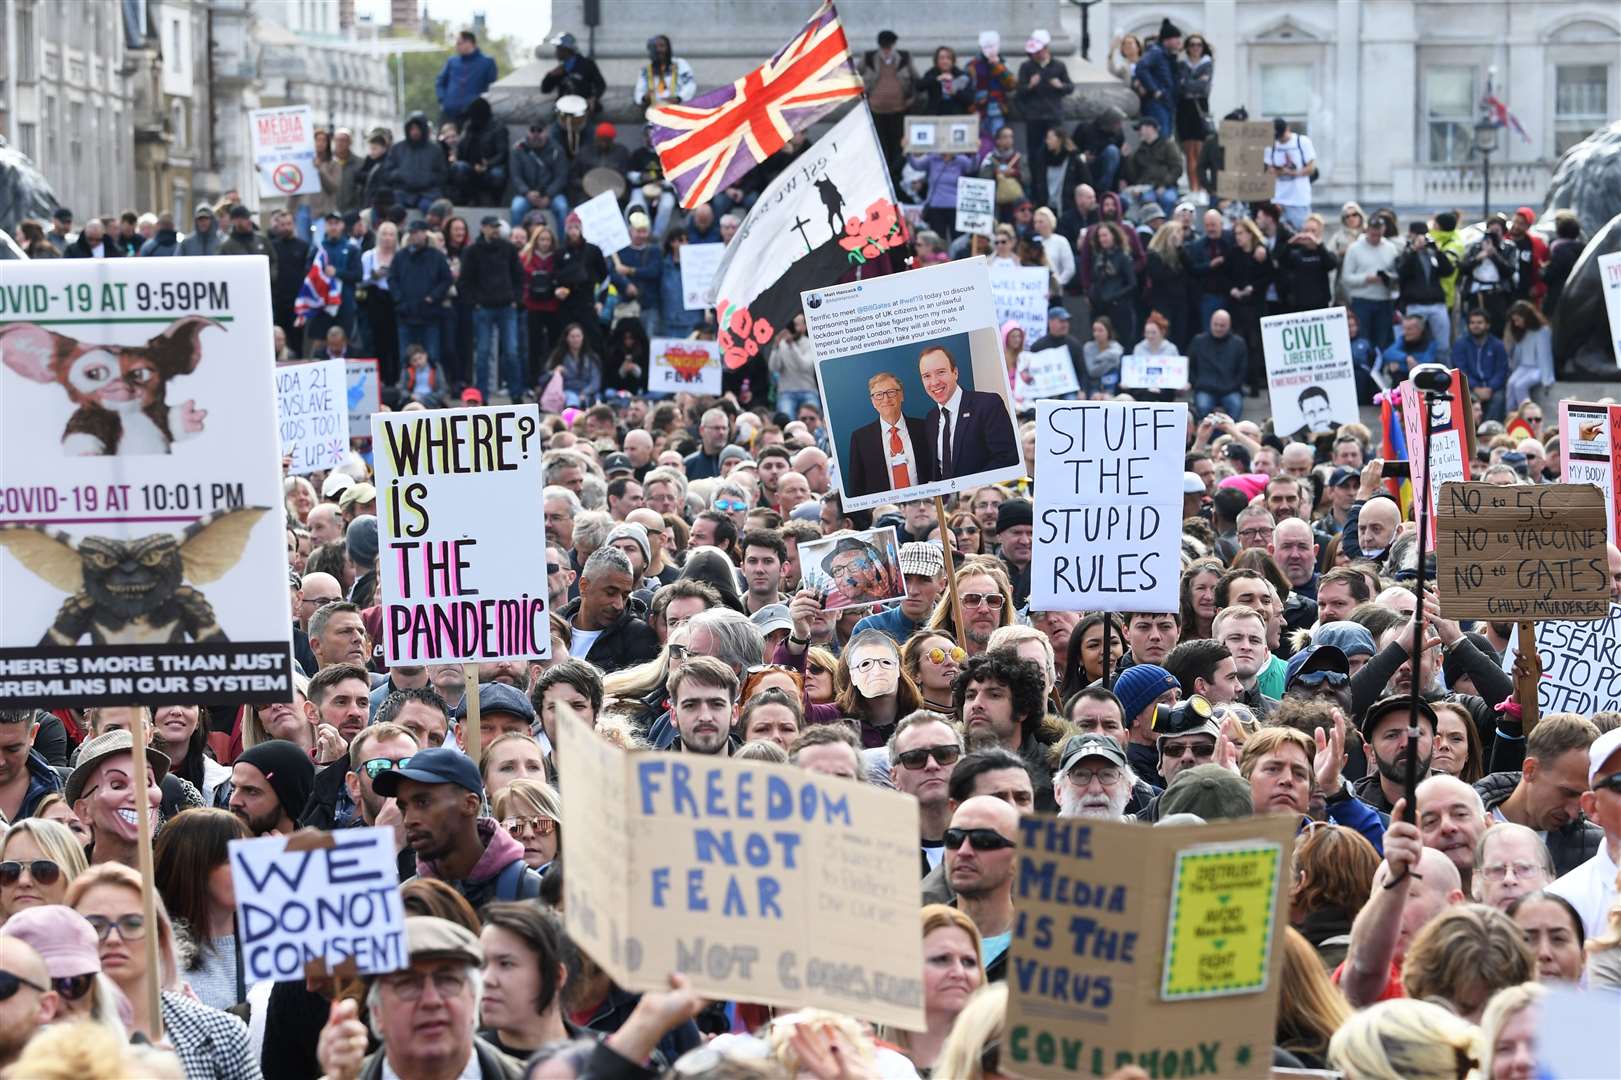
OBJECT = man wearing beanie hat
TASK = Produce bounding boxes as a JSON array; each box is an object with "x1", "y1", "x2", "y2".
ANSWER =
[
  {"x1": 604, "y1": 521, "x2": 656, "y2": 589},
  {"x1": 230, "y1": 740, "x2": 317, "y2": 836},
  {"x1": 345, "y1": 515, "x2": 379, "y2": 607},
  {"x1": 1113, "y1": 663, "x2": 1180, "y2": 788},
  {"x1": 1133, "y1": 19, "x2": 1183, "y2": 137},
  {"x1": 996, "y1": 499, "x2": 1033, "y2": 610}
]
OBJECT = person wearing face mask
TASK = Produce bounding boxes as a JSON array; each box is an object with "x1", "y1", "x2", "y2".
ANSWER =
[{"x1": 834, "y1": 631, "x2": 925, "y2": 749}]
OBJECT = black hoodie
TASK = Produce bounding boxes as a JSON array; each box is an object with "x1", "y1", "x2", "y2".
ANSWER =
[{"x1": 383, "y1": 112, "x2": 449, "y2": 199}]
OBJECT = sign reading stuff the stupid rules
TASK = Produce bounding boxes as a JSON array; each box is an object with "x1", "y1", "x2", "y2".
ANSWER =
[{"x1": 0, "y1": 257, "x2": 293, "y2": 707}]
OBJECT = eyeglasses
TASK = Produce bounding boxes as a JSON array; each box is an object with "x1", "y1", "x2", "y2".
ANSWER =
[
  {"x1": 361, "y1": 756, "x2": 414, "y2": 781},
  {"x1": 50, "y1": 973, "x2": 93, "y2": 1001},
  {"x1": 851, "y1": 656, "x2": 897, "y2": 674},
  {"x1": 668, "y1": 644, "x2": 690, "y2": 661},
  {"x1": 944, "y1": 827, "x2": 1015, "y2": 851},
  {"x1": 0, "y1": 971, "x2": 47, "y2": 1002},
  {"x1": 84, "y1": 914, "x2": 146, "y2": 942},
  {"x1": 301, "y1": 594, "x2": 343, "y2": 607},
  {"x1": 960, "y1": 593, "x2": 1004, "y2": 609},
  {"x1": 897, "y1": 744, "x2": 962, "y2": 770},
  {"x1": 502, "y1": 816, "x2": 557, "y2": 837},
  {"x1": 1238, "y1": 528, "x2": 1273, "y2": 541},
  {"x1": 1064, "y1": 766, "x2": 1123, "y2": 788},
  {"x1": 869, "y1": 389, "x2": 902, "y2": 403},
  {"x1": 382, "y1": 969, "x2": 470, "y2": 1002},
  {"x1": 927, "y1": 645, "x2": 967, "y2": 665},
  {"x1": 714, "y1": 499, "x2": 747, "y2": 512},
  {"x1": 1480, "y1": 860, "x2": 1543, "y2": 882},
  {"x1": 0, "y1": 860, "x2": 60, "y2": 887}
]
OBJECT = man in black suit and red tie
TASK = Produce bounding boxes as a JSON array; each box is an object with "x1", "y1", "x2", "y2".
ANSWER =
[
  {"x1": 846, "y1": 371, "x2": 934, "y2": 498},
  {"x1": 919, "y1": 344, "x2": 1019, "y2": 481}
]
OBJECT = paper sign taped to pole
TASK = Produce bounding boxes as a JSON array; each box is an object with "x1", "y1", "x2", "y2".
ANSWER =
[
  {"x1": 372, "y1": 404, "x2": 550, "y2": 665},
  {"x1": 1559, "y1": 400, "x2": 1621, "y2": 543},
  {"x1": 276, "y1": 359, "x2": 349, "y2": 475},
  {"x1": 558, "y1": 706, "x2": 925, "y2": 1030},
  {"x1": 229, "y1": 827, "x2": 407, "y2": 981},
  {"x1": 1030, "y1": 400, "x2": 1187, "y2": 612}
]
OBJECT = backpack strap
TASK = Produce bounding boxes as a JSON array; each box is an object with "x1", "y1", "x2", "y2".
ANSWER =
[{"x1": 495, "y1": 858, "x2": 542, "y2": 901}]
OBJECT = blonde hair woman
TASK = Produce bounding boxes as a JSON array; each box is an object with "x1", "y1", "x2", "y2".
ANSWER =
[
  {"x1": 491, "y1": 778, "x2": 562, "y2": 872},
  {"x1": 0, "y1": 818, "x2": 88, "y2": 917},
  {"x1": 1478, "y1": 982, "x2": 1542, "y2": 1080},
  {"x1": 932, "y1": 983, "x2": 1007, "y2": 1080},
  {"x1": 241, "y1": 671, "x2": 313, "y2": 750},
  {"x1": 1327, "y1": 998, "x2": 1480, "y2": 1080},
  {"x1": 887, "y1": 905, "x2": 984, "y2": 1072}
]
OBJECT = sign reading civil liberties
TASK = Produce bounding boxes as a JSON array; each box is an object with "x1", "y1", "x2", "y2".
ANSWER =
[
  {"x1": 1030, "y1": 401, "x2": 1187, "y2": 613},
  {"x1": 558, "y1": 707, "x2": 925, "y2": 1030},
  {"x1": 1261, "y1": 307, "x2": 1358, "y2": 437},
  {"x1": 1435, "y1": 482, "x2": 1609, "y2": 621},
  {"x1": 372, "y1": 405, "x2": 550, "y2": 665}
]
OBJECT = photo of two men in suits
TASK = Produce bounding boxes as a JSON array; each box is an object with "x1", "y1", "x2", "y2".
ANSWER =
[{"x1": 844, "y1": 341, "x2": 1021, "y2": 499}]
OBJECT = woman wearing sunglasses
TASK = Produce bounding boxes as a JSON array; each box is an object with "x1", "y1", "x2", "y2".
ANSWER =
[
  {"x1": 0, "y1": 819, "x2": 86, "y2": 920},
  {"x1": 68, "y1": 863, "x2": 259, "y2": 1078},
  {"x1": 904, "y1": 632, "x2": 967, "y2": 714},
  {"x1": 0, "y1": 904, "x2": 126, "y2": 1037},
  {"x1": 491, "y1": 778, "x2": 562, "y2": 873},
  {"x1": 947, "y1": 511, "x2": 985, "y2": 556},
  {"x1": 153, "y1": 809, "x2": 252, "y2": 1010}
]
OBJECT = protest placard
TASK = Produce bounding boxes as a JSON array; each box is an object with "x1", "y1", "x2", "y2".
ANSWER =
[
  {"x1": 372, "y1": 404, "x2": 550, "y2": 666},
  {"x1": 558, "y1": 706, "x2": 925, "y2": 1029},
  {"x1": 1435, "y1": 482, "x2": 1609, "y2": 621},
  {"x1": 249, "y1": 105, "x2": 321, "y2": 198},
  {"x1": 1029, "y1": 400, "x2": 1187, "y2": 612},
  {"x1": 1399, "y1": 369, "x2": 1473, "y2": 544},
  {"x1": 276, "y1": 359, "x2": 348, "y2": 475},
  {"x1": 1120, "y1": 353, "x2": 1189, "y2": 392},
  {"x1": 1560, "y1": 400, "x2": 1621, "y2": 543},
  {"x1": 955, "y1": 177, "x2": 996, "y2": 237},
  {"x1": 804, "y1": 259, "x2": 1023, "y2": 512},
  {"x1": 1502, "y1": 602, "x2": 1621, "y2": 715},
  {"x1": 797, "y1": 525, "x2": 904, "y2": 611},
  {"x1": 1600, "y1": 252, "x2": 1621, "y2": 367},
  {"x1": 680, "y1": 242, "x2": 726, "y2": 311},
  {"x1": 1540, "y1": 984, "x2": 1621, "y2": 1079},
  {"x1": 1005, "y1": 814, "x2": 1295, "y2": 1079},
  {"x1": 1214, "y1": 119, "x2": 1275, "y2": 203},
  {"x1": 991, "y1": 264, "x2": 1051, "y2": 350},
  {"x1": 902, "y1": 115, "x2": 978, "y2": 154},
  {"x1": 0, "y1": 256, "x2": 293, "y2": 708},
  {"x1": 230, "y1": 827, "x2": 406, "y2": 981},
  {"x1": 575, "y1": 190, "x2": 632, "y2": 256},
  {"x1": 1015, "y1": 346, "x2": 1081, "y2": 405},
  {"x1": 346, "y1": 359, "x2": 381, "y2": 440},
  {"x1": 1261, "y1": 307, "x2": 1358, "y2": 437},
  {"x1": 649, "y1": 338, "x2": 723, "y2": 395}
]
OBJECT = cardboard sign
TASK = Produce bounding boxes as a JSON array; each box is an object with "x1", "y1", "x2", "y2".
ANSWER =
[
  {"x1": 1599, "y1": 252, "x2": 1621, "y2": 368},
  {"x1": 955, "y1": 176, "x2": 996, "y2": 238},
  {"x1": 276, "y1": 359, "x2": 348, "y2": 475},
  {"x1": 1016, "y1": 346, "x2": 1081, "y2": 405},
  {"x1": 372, "y1": 404, "x2": 550, "y2": 665},
  {"x1": 1435, "y1": 482, "x2": 1609, "y2": 620},
  {"x1": 649, "y1": 337, "x2": 723, "y2": 395},
  {"x1": 1214, "y1": 120, "x2": 1276, "y2": 203},
  {"x1": 991, "y1": 264, "x2": 1051, "y2": 353},
  {"x1": 805, "y1": 259, "x2": 1024, "y2": 512},
  {"x1": 229, "y1": 828, "x2": 406, "y2": 981},
  {"x1": 249, "y1": 105, "x2": 321, "y2": 197},
  {"x1": 574, "y1": 190, "x2": 632, "y2": 256},
  {"x1": 1030, "y1": 400, "x2": 1187, "y2": 612},
  {"x1": 1560, "y1": 400, "x2": 1621, "y2": 543},
  {"x1": 1502, "y1": 602, "x2": 1621, "y2": 715},
  {"x1": 1120, "y1": 353, "x2": 1189, "y2": 392},
  {"x1": 557, "y1": 707, "x2": 926, "y2": 1030},
  {"x1": 902, "y1": 115, "x2": 978, "y2": 154},
  {"x1": 1006, "y1": 815, "x2": 1295, "y2": 1079},
  {"x1": 1261, "y1": 307, "x2": 1358, "y2": 436},
  {"x1": 796, "y1": 525, "x2": 904, "y2": 611},
  {"x1": 0, "y1": 256, "x2": 293, "y2": 708},
  {"x1": 1399, "y1": 370, "x2": 1473, "y2": 545},
  {"x1": 680, "y1": 242, "x2": 725, "y2": 311},
  {"x1": 346, "y1": 359, "x2": 381, "y2": 440}
]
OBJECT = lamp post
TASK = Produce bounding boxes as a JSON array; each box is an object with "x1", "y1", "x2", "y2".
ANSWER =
[{"x1": 1473, "y1": 117, "x2": 1500, "y2": 223}]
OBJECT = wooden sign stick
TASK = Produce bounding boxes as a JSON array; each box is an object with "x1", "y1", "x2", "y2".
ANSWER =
[
  {"x1": 462, "y1": 664, "x2": 482, "y2": 764},
  {"x1": 935, "y1": 497, "x2": 967, "y2": 653},
  {"x1": 129, "y1": 708, "x2": 165, "y2": 1041},
  {"x1": 1514, "y1": 622, "x2": 1541, "y2": 736}
]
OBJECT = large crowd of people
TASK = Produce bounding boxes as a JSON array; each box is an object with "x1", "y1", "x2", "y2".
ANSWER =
[{"x1": 0, "y1": 13, "x2": 1611, "y2": 1080}]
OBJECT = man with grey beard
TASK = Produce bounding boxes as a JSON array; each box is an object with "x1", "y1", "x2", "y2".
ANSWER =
[{"x1": 1052, "y1": 734, "x2": 1133, "y2": 820}]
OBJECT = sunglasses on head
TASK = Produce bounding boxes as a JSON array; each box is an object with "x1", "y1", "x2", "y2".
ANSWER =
[
  {"x1": 944, "y1": 827, "x2": 1015, "y2": 851},
  {"x1": 0, "y1": 971, "x2": 47, "y2": 1002},
  {"x1": 897, "y1": 744, "x2": 962, "y2": 770},
  {"x1": 0, "y1": 860, "x2": 59, "y2": 887},
  {"x1": 361, "y1": 756, "x2": 413, "y2": 781}
]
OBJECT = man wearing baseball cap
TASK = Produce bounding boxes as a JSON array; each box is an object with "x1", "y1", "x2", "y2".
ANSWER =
[
  {"x1": 1352, "y1": 695, "x2": 1438, "y2": 816},
  {"x1": 1548, "y1": 726, "x2": 1621, "y2": 938},
  {"x1": 851, "y1": 541, "x2": 945, "y2": 645},
  {"x1": 1030, "y1": 307, "x2": 1086, "y2": 393},
  {"x1": 1052, "y1": 733, "x2": 1133, "y2": 821},
  {"x1": 450, "y1": 682, "x2": 538, "y2": 756},
  {"x1": 375, "y1": 747, "x2": 542, "y2": 904}
]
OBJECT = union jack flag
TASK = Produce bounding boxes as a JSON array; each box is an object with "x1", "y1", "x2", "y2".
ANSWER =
[
  {"x1": 1482, "y1": 94, "x2": 1530, "y2": 143},
  {"x1": 295, "y1": 245, "x2": 342, "y2": 318},
  {"x1": 647, "y1": 1, "x2": 863, "y2": 209}
]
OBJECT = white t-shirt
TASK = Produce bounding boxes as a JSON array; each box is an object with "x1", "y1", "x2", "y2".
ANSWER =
[
  {"x1": 571, "y1": 626, "x2": 605, "y2": 660},
  {"x1": 1263, "y1": 134, "x2": 1316, "y2": 208}
]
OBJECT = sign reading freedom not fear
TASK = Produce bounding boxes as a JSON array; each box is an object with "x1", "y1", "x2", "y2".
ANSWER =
[
  {"x1": 373, "y1": 405, "x2": 550, "y2": 665},
  {"x1": 1030, "y1": 401, "x2": 1186, "y2": 612}
]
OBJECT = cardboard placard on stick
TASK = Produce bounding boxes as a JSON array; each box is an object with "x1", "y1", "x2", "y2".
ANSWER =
[
  {"x1": 1214, "y1": 120, "x2": 1275, "y2": 203},
  {"x1": 1005, "y1": 814, "x2": 1295, "y2": 1079},
  {"x1": 1435, "y1": 482, "x2": 1609, "y2": 621},
  {"x1": 228, "y1": 826, "x2": 407, "y2": 983},
  {"x1": 557, "y1": 705, "x2": 926, "y2": 1030}
]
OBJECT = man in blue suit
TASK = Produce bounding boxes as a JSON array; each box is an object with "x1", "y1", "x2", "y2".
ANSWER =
[
  {"x1": 846, "y1": 372, "x2": 934, "y2": 497},
  {"x1": 919, "y1": 345, "x2": 1019, "y2": 482}
]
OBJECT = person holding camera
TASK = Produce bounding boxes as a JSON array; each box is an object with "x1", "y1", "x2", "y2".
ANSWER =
[{"x1": 1341, "y1": 215, "x2": 1401, "y2": 351}]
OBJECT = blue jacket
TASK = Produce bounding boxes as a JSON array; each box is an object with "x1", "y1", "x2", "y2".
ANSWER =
[
  {"x1": 617, "y1": 244, "x2": 665, "y2": 314},
  {"x1": 1134, "y1": 43, "x2": 1178, "y2": 104},
  {"x1": 435, "y1": 49, "x2": 498, "y2": 118},
  {"x1": 388, "y1": 242, "x2": 454, "y2": 321},
  {"x1": 850, "y1": 604, "x2": 921, "y2": 646},
  {"x1": 1380, "y1": 333, "x2": 1438, "y2": 373},
  {"x1": 18, "y1": 749, "x2": 62, "y2": 821},
  {"x1": 658, "y1": 261, "x2": 702, "y2": 336},
  {"x1": 1323, "y1": 789, "x2": 1386, "y2": 855},
  {"x1": 1449, "y1": 333, "x2": 1509, "y2": 393}
]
